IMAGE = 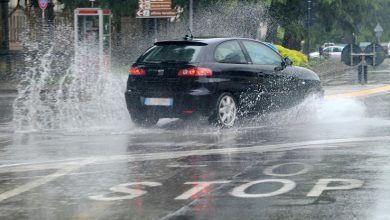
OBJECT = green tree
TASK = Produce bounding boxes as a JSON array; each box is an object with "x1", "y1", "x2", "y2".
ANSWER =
[{"x1": 263, "y1": 0, "x2": 380, "y2": 51}]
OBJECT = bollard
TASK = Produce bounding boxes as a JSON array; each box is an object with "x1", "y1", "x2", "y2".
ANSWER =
[
  {"x1": 358, "y1": 65, "x2": 363, "y2": 84},
  {"x1": 358, "y1": 65, "x2": 368, "y2": 85},
  {"x1": 363, "y1": 65, "x2": 368, "y2": 84}
]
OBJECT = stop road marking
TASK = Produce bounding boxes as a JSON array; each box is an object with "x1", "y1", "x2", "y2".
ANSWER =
[{"x1": 89, "y1": 162, "x2": 364, "y2": 201}]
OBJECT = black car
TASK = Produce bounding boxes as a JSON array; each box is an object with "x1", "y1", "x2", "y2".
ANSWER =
[{"x1": 125, "y1": 37, "x2": 323, "y2": 127}]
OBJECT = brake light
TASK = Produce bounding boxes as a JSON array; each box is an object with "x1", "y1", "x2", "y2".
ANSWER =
[
  {"x1": 129, "y1": 67, "x2": 146, "y2": 76},
  {"x1": 178, "y1": 67, "x2": 213, "y2": 77}
]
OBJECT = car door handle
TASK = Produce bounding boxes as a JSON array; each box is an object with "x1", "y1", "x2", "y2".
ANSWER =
[{"x1": 257, "y1": 72, "x2": 264, "y2": 77}]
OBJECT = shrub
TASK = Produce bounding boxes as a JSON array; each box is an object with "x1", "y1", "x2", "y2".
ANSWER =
[{"x1": 275, "y1": 45, "x2": 308, "y2": 67}]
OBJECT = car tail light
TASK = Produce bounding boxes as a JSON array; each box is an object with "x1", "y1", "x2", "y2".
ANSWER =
[
  {"x1": 178, "y1": 67, "x2": 212, "y2": 77},
  {"x1": 129, "y1": 67, "x2": 146, "y2": 76},
  {"x1": 183, "y1": 109, "x2": 194, "y2": 114}
]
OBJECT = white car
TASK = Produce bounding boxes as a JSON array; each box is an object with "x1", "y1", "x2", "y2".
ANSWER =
[{"x1": 310, "y1": 46, "x2": 345, "y2": 59}]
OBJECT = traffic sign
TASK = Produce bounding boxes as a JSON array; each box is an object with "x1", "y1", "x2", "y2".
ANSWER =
[
  {"x1": 364, "y1": 43, "x2": 386, "y2": 66},
  {"x1": 374, "y1": 23, "x2": 384, "y2": 33},
  {"x1": 341, "y1": 44, "x2": 362, "y2": 66},
  {"x1": 38, "y1": 0, "x2": 49, "y2": 10},
  {"x1": 137, "y1": 0, "x2": 176, "y2": 18}
]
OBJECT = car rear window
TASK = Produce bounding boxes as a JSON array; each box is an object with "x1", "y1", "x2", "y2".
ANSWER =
[{"x1": 139, "y1": 43, "x2": 205, "y2": 63}]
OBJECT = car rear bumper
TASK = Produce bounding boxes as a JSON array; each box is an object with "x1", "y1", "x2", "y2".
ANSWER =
[{"x1": 124, "y1": 88, "x2": 217, "y2": 119}]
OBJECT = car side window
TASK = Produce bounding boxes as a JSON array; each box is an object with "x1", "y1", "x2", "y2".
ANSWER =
[
  {"x1": 333, "y1": 47, "x2": 341, "y2": 52},
  {"x1": 323, "y1": 47, "x2": 331, "y2": 53},
  {"x1": 214, "y1": 40, "x2": 247, "y2": 64},
  {"x1": 242, "y1": 40, "x2": 282, "y2": 65}
]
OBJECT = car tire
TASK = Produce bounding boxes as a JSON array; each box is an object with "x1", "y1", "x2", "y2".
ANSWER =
[
  {"x1": 209, "y1": 93, "x2": 238, "y2": 128},
  {"x1": 130, "y1": 112, "x2": 159, "y2": 127}
]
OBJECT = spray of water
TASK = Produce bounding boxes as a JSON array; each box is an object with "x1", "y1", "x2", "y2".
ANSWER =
[
  {"x1": 11, "y1": 5, "x2": 369, "y2": 135},
  {"x1": 253, "y1": 95, "x2": 367, "y2": 126},
  {"x1": 13, "y1": 24, "x2": 130, "y2": 132}
]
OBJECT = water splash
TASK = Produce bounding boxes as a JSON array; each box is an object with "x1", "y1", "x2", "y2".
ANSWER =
[
  {"x1": 264, "y1": 95, "x2": 366, "y2": 126},
  {"x1": 13, "y1": 24, "x2": 130, "y2": 132}
]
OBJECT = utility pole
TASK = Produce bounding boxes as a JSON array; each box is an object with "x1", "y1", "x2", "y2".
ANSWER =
[
  {"x1": 189, "y1": 0, "x2": 193, "y2": 34},
  {"x1": 306, "y1": 0, "x2": 311, "y2": 58}
]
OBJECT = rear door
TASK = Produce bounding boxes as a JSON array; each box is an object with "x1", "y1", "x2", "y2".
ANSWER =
[{"x1": 240, "y1": 40, "x2": 296, "y2": 112}]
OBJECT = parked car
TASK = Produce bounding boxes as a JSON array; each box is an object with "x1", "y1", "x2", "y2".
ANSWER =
[
  {"x1": 310, "y1": 45, "x2": 345, "y2": 59},
  {"x1": 322, "y1": 42, "x2": 335, "y2": 48},
  {"x1": 125, "y1": 37, "x2": 323, "y2": 127},
  {"x1": 359, "y1": 42, "x2": 371, "y2": 51}
]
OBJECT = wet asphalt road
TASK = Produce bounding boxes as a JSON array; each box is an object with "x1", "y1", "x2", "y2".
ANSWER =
[{"x1": 1, "y1": 64, "x2": 390, "y2": 219}]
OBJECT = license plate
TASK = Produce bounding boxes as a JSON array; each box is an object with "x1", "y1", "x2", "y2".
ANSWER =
[{"x1": 144, "y1": 98, "x2": 173, "y2": 106}]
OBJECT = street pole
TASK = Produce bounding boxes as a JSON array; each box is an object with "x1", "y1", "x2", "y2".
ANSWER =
[
  {"x1": 154, "y1": 18, "x2": 158, "y2": 42},
  {"x1": 307, "y1": 0, "x2": 311, "y2": 59},
  {"x1": 189, "y1": 0, "x2": 193, "y2": 34}
]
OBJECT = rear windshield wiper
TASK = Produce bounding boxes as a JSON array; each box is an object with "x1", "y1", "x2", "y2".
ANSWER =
[
  {"x1": 160, "y1": 60, "x2": 189, "y2": 64},
  {"x1": 141, "y1": 60, "x2": 190, "y2": 64}
]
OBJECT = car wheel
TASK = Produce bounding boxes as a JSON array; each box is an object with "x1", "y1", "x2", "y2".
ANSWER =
[
  {"x1": 209, "y1": 93, "x2": 238, "y2": 128},
  {"x1": 130, "y1": 113, "x2": 159, "y2": 127}
]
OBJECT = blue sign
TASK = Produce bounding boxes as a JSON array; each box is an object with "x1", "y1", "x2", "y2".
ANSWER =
[{"x1": 38, "y1": 0, "x2": 49, "y2": 10}]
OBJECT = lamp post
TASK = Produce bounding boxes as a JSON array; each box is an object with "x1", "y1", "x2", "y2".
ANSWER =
[
  {"x1": 306, "y1": 0, "x2": 311, "y2": 59},
  {"x1": 189, "y1": 0, "x2": 193, "y2": 34}
]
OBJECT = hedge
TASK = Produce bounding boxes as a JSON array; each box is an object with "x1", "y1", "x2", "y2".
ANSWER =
[{"x1": 275, "y1": 45, "x2": 308, "y2": 67}]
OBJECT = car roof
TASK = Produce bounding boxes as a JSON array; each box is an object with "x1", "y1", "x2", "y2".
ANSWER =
[
  {"x1": 325, "y1": 45, "x2": 344, "y2": 49},
  {"x1": 155, "y1": 37, "x2": 259, "y2": 45}
]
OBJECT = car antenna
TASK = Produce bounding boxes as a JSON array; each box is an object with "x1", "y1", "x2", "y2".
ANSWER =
[{"x1": 184, "y1": 27, "x2": 194, "y2": 40}]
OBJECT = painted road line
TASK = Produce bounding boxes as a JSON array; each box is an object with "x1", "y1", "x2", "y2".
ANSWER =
[
  {"x1": 0, "y1": 165, "x2": 81, "y2": 202},
  {"x1": 2, "y1": 136, "x2": 390, "y2": 173},
  {"x1": 368, "y1": 70, "x2": 390, "y2": 73},
  {"x1": 2, "y1": 136, "x2": 384, "y2": 204},
  {"x1": 167, "y1": 164, "x2": 208, "y2": 168},
  {"x1": 0, "y1": 161, "x2": 90, "y2": 173},
  {"x1": 325, "y1": 85, "x2": 390, "y2": 100}
]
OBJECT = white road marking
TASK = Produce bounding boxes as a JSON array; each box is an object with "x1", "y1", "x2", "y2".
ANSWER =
[
  {"x1": 230, "y1": 179, "x2": 296, "y2": 198},
  {"x1": 174, "y1": 181, "x2": 231, "y2": 200},
  {"x1": 263, "y1": 162, "x2": 311, "y2": 177},
  {"x1": 0, "y1": 165, "x2": 81, "y2": 202},
  {"x1": 166, "y1": 164, "x2": 208, "y2": 168},
  {"x1": 1, "y1": 136, "x2": 390, "y2": 174},
  {"x1": 307, "y1": 179, "x2": 364, "y2": 197},
  {"x1": 89, "y1": 182, "x2": 162, "y2": 201}
]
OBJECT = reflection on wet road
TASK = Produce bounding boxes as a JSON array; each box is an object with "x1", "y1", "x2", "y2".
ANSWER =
[{"x1": 1, "y1": 86, "x2": 390, "y2": 219}]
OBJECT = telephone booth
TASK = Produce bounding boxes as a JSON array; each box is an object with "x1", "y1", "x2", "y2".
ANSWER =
[{"x1": 74, "y1": 8, "x2": 112, "y2": 74}]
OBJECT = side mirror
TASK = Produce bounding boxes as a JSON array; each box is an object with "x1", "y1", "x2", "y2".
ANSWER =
[
  {"x1": 275, "y1": 57, "x2": 293, "y2": 71},
  {"x1": 284, "y1": 57, "x2": 293, "y2": 66}
]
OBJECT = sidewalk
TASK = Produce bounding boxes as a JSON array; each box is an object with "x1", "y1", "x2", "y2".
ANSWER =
[{"x1": 324, "y1": 84, "x2": 390, "y2": 99}]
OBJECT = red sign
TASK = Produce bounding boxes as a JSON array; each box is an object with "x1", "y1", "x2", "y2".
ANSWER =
[
  {"x1": 38, "y1": 0, "x2": 49, "y2": 10},
  {"x1": 77, "y1": 9, "x2": 111, "y2": 15},
  {"x1": 150, "y1": 3, "x2": 171, "y2": 9}
]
